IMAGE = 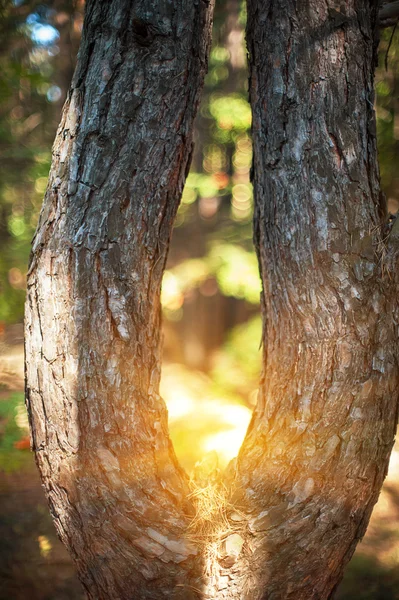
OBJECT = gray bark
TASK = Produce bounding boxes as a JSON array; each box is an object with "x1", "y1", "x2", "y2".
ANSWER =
[
  {"x1": 220, "y1": 1, "x2": 399, "y2": 598},
  {"x1": 25, "y1": 1, "x2": 399, "y2": 599},
  {"x1": 25, "y1": 0, "x2": 214, "y2": 598}
]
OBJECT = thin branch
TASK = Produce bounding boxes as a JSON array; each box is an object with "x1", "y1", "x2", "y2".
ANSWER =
[{"x1": 385, "y1": 20, "x2": 398, "y2": 70}]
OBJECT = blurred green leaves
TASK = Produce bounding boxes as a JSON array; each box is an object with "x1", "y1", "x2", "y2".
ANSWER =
[
  {"x1": 209, "y1": 93, "x2": 251, "y2": 137},
  {"x1": 208, "y1": 243, "x2": 260, "y2": 304},
  {"x1": 375, "y1": 27, "x2": 399, "y2": 211},
  {"x1": 0, "y1": 1, "x2": 79, "y2": 323},
  {"x1": 162, "y1": 242, "x2": 261, "y2": 315},
  {"x1": 0, "y1": 392, "x2": 31, "y2": 472}
]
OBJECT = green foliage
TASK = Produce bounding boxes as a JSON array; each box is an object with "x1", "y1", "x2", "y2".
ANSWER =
[
  {"x1": 208, "y1": 93, "x2": 252, "y2": 142},
  {"x1": 0, "y1": 1, "x2": 79, "y2": 323},
  {"x1": 208, "y1": 243, "x2": 260, "y2": 304},
  {"x1": 162, "y1": 242, "x2": 261, "y2": 318},
  {"x1": 0, "y1": 392, "x2": 31, "y2": 472},
  {"x1": 184, "y1": 172, "x2": 222, "y2": 200},
  {"x1": 211, "y1": 314, "x2": 262, "y2": 402},
  {"x1": 376, "y1": 28, "x2": 399, "y2": 207}
]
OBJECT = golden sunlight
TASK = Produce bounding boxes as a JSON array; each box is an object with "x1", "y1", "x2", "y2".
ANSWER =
[
  {"x1": 160, "y1": 364, "x2": 252, "y2": 473},
  {"x1": 37, "y1": 535, "x2": 52, "y2": 558}
]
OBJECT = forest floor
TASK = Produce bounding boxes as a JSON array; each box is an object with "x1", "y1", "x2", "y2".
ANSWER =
[{"x1": 1, "y1": 326, "x2": 399, "y2": 599}]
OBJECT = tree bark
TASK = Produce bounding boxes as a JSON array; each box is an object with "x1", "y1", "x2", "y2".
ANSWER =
[
  {"x1": 25, "y1": 1, "x2": 214, "y2": 598},
  {"x1": 25, "y1": 1, "x2": 399, "y2": 600},
  {"x1": 216, "y1": 1, "x2": 399, "y2": 598}
]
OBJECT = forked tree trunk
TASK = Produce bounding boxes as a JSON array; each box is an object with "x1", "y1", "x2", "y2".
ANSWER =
[{"x1": 25, "y1": 1, "x2": 399, "y2": 600}]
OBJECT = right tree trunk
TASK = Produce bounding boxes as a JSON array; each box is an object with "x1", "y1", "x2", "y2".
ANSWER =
[{"x1": 220, "y1": 1, "x2": 399, "y2": 598}]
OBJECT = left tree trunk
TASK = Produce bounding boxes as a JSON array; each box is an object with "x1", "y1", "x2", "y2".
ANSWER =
[{"x1": 25, "y1": 1, "x2": 214, "y2": 598}]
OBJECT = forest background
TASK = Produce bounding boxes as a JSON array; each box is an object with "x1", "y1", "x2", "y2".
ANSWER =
[{"x1": 0, "y1": 1, "x2": 399, "y2": 598}]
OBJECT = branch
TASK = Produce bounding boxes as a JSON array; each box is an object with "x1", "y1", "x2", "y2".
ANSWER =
[{"x1": 380, "y1": 1, "x2": 399, "y2": 27}]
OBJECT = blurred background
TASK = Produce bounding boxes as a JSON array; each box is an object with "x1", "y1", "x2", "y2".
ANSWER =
[{"x1": 0, "y1": 1, "x2": 398, "y2": 598}]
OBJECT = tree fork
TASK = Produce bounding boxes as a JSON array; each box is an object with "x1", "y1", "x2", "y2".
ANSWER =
[{"x1": 25, "y1": 1, "x2": 399, "y2": 600}]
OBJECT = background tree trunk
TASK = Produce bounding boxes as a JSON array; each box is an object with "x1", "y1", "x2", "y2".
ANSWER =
[
  {"x1": 212, "y1": 1, "x2": 399, "y2": 598},
  {"x1": 25, "y1": 1, "x2": 214, "y2": 598}
]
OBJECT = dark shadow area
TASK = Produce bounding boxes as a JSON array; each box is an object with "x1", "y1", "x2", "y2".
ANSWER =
[
  {"x1": 0, "y1": 457, "x2": 84, "y2": 600},
  {"x1": 337, "y1": 554, "x2": 399, "y2": 600}
]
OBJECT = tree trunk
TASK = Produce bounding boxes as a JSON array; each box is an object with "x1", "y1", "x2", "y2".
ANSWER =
[
  {"x1": 216, "y1": 1, "x2": 399, "y2": 598},
  {"x1": 25, "y1": 1, "x2": 214, "y2": 598},
  {"x1": 25, "y1": 1, "x2": 399, "y2": 599}
]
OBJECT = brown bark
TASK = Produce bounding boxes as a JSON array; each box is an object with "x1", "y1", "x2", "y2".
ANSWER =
[
  {"x1": 219, "y1": 1, "x2": 399, "y2": 598},
  {"x1": 25, "y1": 0, "x2": 214, "y2": 598},
  {"x1": 25, "y1": 1, "x2": 399, "y2": 599}
]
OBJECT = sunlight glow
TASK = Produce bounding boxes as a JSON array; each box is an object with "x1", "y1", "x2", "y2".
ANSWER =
[
  {"x1": 202, "y1": 404, "x2": 251, "y2": 461},
  {"x1": 37, "y1": 535, "x2": 52, "y2": 558},
  {"x1": 387, "y1": 447, "x2": 399, "y2": 481},
  {"x1": 161, "y1": 364, "x2": 252, "y2": 471},
  {"x1": 30, "y1": 24, "x2": 59, "y2": 46},
  {"x1": 166, "y1": 389, "x2": 195, "y2": 420},
  {"x1": 161, "y1": 272, "x2": 184, "y2": 311}
]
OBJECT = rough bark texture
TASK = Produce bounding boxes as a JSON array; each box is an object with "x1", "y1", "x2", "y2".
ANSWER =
[
  {"x1": 25, "y1": 1, "x2": 214, "y2": 598},
  {"x1": 215, "y1": 1, "x2": 399, "y2": 599},
  {"x1": 25, "y1": 1, "x2": 399, "y2": 600}
]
